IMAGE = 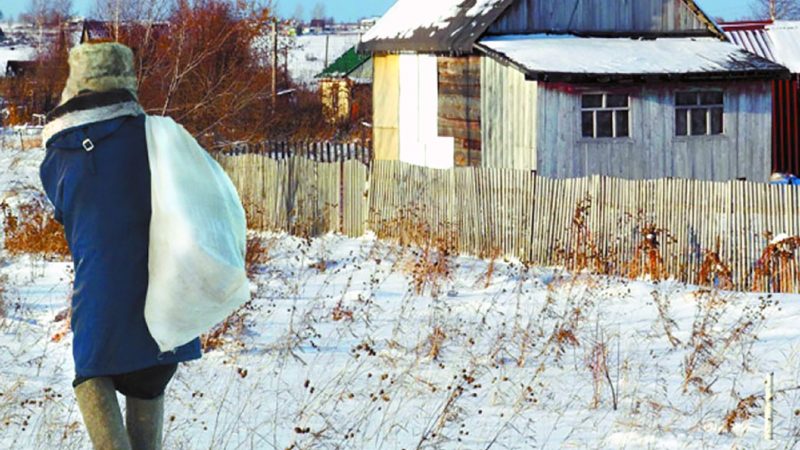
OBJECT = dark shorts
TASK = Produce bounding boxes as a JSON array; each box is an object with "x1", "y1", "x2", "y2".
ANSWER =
[{"x1": 73, "y1": 364, "x2": 178, "y2": 400}]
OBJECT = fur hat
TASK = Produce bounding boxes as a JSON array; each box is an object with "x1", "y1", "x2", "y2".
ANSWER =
[{"x1": 60, "y1": 42, "x2": 138, "y2": 105}]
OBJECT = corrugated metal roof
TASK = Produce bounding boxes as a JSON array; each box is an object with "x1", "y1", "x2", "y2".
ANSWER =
[
  {"x1": 317, "y1": 47, "x2": 371, "y2": 79},
  {"x1": 477, "y1": 34, "x2": 789, "y2": 82},
  {"x1": 721, "y1": 20, "x2": 800, "y2": 73}
]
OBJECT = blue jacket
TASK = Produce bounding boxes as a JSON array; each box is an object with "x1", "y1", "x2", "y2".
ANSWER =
[{"x1": 39, "y1": 91, "x2": 201, "y2": 379}]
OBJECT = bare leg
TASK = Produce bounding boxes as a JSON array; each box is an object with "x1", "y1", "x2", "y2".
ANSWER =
[
  {"x1": 125, "y1": 395, "x2": 165, "y2": 450},
  {"x1": 74, "y1": 377, "x2": 132, "y2": 450}
]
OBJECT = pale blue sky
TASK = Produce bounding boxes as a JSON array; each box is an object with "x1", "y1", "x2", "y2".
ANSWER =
[{"x1": 2, "y1": 0, "x2": 761, "y2": 23}]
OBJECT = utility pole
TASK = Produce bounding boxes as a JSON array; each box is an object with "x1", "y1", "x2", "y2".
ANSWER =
[
  {"x1": 770, "y1": 0, "x2": 776, "y2": 20},
  {"x1": 114, "y1": 0, "x2": 121, "y2": 41},
  {"x1": 271, "y1": 19, "x2": 278, "y2": 109},
  {"x1": 324, "y1": 34, "x2": 330, "y2": 68}
]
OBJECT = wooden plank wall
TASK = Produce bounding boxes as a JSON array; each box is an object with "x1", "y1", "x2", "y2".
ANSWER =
[
  {"x1": 216, "y1": 154, "x2": 800, "y2": 293},
  {"x1": 438, "y1": 56, "x2": 482, "y2": 167},
  {"x1": 480, "y1": 57, "x2": 538, "y2": 170},
  {"x1": 488, "y1": 0, "x2": 709, "y2": 35},
  {"x1": 533, "y1": 81, "x2": 773, "y2": 182}
]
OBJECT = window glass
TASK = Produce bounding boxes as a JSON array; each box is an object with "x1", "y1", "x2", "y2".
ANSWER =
[
  {"x1": 676, "y1": 92, "x2": 698, "y2": 106},
  {"x1": 710, "y1": 107, "x2": 723, "y2": 134},
  {"x1": 675, "y1": 91, "x2": 724, "y2": 137},
  {"x1": 581, "y1": 111, "x2": 594, "y2": 138},
  {"x1": 582, "y1": 94, "x2": 603, "y2": 108},
  {"x1": 700, "y1": 91, "x2": 723, "y2": 105},
  {"x1": 616, "y1": 110, "x2": 629, "y2": 137},
  {"x1": 606, "y1": 94, "x2": 628, "y2": 108},
  {"x1": 675, "y1": 109, "x2": 688, "y2": 136},
  {"x1": 581, "y1": 93, "x2": 629, "y2": 139},
  {"x1": 690, "y1": 109, "x2": 707, "y2": 136},
  {"x1": 596, "y1": 111, "x2": 614, "y2": 138}
]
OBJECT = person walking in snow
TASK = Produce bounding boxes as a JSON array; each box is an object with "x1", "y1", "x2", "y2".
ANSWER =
[{"x1": 39, "y1": 42, "x2": 202, "y2": 450}]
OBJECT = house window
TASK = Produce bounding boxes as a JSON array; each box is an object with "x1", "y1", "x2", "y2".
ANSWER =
[
  {"x1": 675, "y1": 91, "x2": 723, "y2": 136},
  {"x1": 581, "y1": 94, "x2": 630, "y2": 139}
]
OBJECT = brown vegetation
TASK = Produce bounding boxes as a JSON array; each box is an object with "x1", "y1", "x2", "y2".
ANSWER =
[
  {"x1": 752, "y1": 234, "x2": 800, "y2": 293},
  {"x1": 2, "y1": 0, "x2": 367, "y2": 143},
  {"x1": 1, "y1": 198, "x2": 69, "y2": 258}
]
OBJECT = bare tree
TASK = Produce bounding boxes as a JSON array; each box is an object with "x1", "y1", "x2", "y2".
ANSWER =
[
  {"x1": 93, "y1": 0, "x2": 172, "y2": 23},
  {"x1": 311, "y1": 2, "x2": 326, "y2": 20},
  {"x1": 751, "y1": 0, "x2": 800, "y2": 19},
  {"x1": 292, "y1": 4, "x2": 305, "y2": 21}
]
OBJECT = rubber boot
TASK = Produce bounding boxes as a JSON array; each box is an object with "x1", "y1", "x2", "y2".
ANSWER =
[
  {"x1": 125, "y1": 395, "x2": 165, "y2": 450},
  {"x1": 74, "y1": 377, "x2": 133, "y2": 450}
]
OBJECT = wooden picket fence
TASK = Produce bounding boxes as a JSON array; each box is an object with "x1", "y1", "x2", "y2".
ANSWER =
[
  {"x1": 220, "y1": 140, "x2": 372, "y2": 165},
  {"x1": 214, "y1": 153, "x2": 800, "y2": 293}
]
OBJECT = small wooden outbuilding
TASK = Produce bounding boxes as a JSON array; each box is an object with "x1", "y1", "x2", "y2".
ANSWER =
[
  {"x1": 359, "y1": 0, "x2": 789, "y2": 181},
  {"x1": 317, "y1": 46, "x2": 373, "y2": 124}
]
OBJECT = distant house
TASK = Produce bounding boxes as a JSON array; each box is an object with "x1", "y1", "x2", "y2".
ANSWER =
[
  {"x1": 359, "y1": 0, "x2": 789, "y2": 182},
  {"x1": 81, "y1": 20, "x2": 113, "y2": 43},
  {"x1": 5, "y1": 60, "x2": 36, "y2": 77},
  {"x1": 721, "y1": 20, "x2": 800, "y2": 176},
  {"x1": 80, "y1": 20, "x2": 168, "y2": 45},
  {"x1": 316, "y1": 46, "x2": 372, "y2": 124}
]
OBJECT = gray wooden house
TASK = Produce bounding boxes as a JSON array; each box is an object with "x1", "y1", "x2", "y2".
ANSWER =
[{"x1": 359, "y1": 0, "x2": 789, "y2": 181}]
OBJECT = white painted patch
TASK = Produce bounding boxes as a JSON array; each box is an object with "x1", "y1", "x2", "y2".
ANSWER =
[{"x1": 398, "y1": 54, "x2": 454, "y2": 169}]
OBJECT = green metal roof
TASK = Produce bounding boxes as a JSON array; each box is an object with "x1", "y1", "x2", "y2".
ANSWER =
[{"x1": 317, "y1": 46, "x2": 371, "y2": 79}]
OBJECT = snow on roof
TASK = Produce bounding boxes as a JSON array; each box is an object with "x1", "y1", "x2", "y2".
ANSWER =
[
  {"x1": 722, "y1": 20, "x2": 800, "y2": 74},
  {"x1": 477, "y1": 34, "x2": 788, "y2": 81},
  {"x1": 0, "y1": 45, "x2": 36, "y2": 77},
  {"x1": 359, "y1": 0, "x2": 512, "y2": 54},
  {"x1": 765, "y1": 21, "x2": 800, "y2": 73}
]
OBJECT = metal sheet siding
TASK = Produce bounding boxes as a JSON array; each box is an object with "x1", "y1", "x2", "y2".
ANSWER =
[
  {"x1": 488, "y1": 0, "x2": 708, "y2": 35},
  {"x1": 481, "y1": 57, "x2": 538, "y2": 170},
  {"x1": 534, "y1": 82, "x2": 773, "y2": 181}
]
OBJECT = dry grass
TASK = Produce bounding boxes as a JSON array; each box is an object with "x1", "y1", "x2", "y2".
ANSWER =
[
  {"x1": 245, "y1": 232, "x2": 273, "y2": 277},
  {"x1": 1, "y1": 198, "x2": 69, "y2": 258},
  {"x1": 752, "y1": 235, "x2": 800, "y2": 293},
  {"x1": 698, "y1": 248, "x2": 734, "y2": 291},
  {"x1": 558, "y1": 196, "x2": 605, "y2": 274},
  {"x1": 201, "y1": 307, "x2": 250, "y2": 352}
]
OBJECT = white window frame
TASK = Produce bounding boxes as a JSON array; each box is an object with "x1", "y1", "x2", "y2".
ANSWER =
[
  {"x1": 581, "y1": 93, "x2": 630, "y2": 139},
  {"x1": 675, "y1": 90, "x2": 724, "y2": 137}
]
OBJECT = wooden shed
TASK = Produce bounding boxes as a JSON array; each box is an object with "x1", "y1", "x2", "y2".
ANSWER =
[
  {"x1": 721, "y1": 20, "x2": 800, "y2": 177},
  {"x1": 359, "y1": 0, "x2": 790, "y2": 181},
  {"x1": 317, "y1": 46, "x2": 373, "y2": 124}
]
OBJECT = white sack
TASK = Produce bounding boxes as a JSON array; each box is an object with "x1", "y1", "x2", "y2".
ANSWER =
[{"x1": 144, "y1": 116, "x2": 249, "y2": 352}]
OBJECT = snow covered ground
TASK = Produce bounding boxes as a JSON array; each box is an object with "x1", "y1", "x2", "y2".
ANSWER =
[
  {"x1": 2, "y1": 137, "x2": 800, "y2": 449},
  {"x1": 284, "y1": 33, "x2": 361, "y2": 85}
]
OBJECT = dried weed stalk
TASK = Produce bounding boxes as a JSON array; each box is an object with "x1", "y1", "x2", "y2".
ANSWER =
[
  {"x1": 246, "y1": 232, "x2": 273, "y2": 277},
  {"x1": 558, "y1": 196, "x2": 605, "y2": 274},
  {"x1": 628, "y1": 224, "x2": 673, "y2": 281},
  {"x1": 1, "y1": 198, "x2": 69, "y2": 258},
  {"x1": 698, "y1": 247, "x2": 734, "y2": 291},
  {"x1": 682, "y1": 290, "x2": 773, "y2": 394},
  {"x1": 201, "y1": 305, "x2": 250, "y2": 352},
  {"x1": 752, "y1": 234, "x2": 800, "y2": 293}
]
